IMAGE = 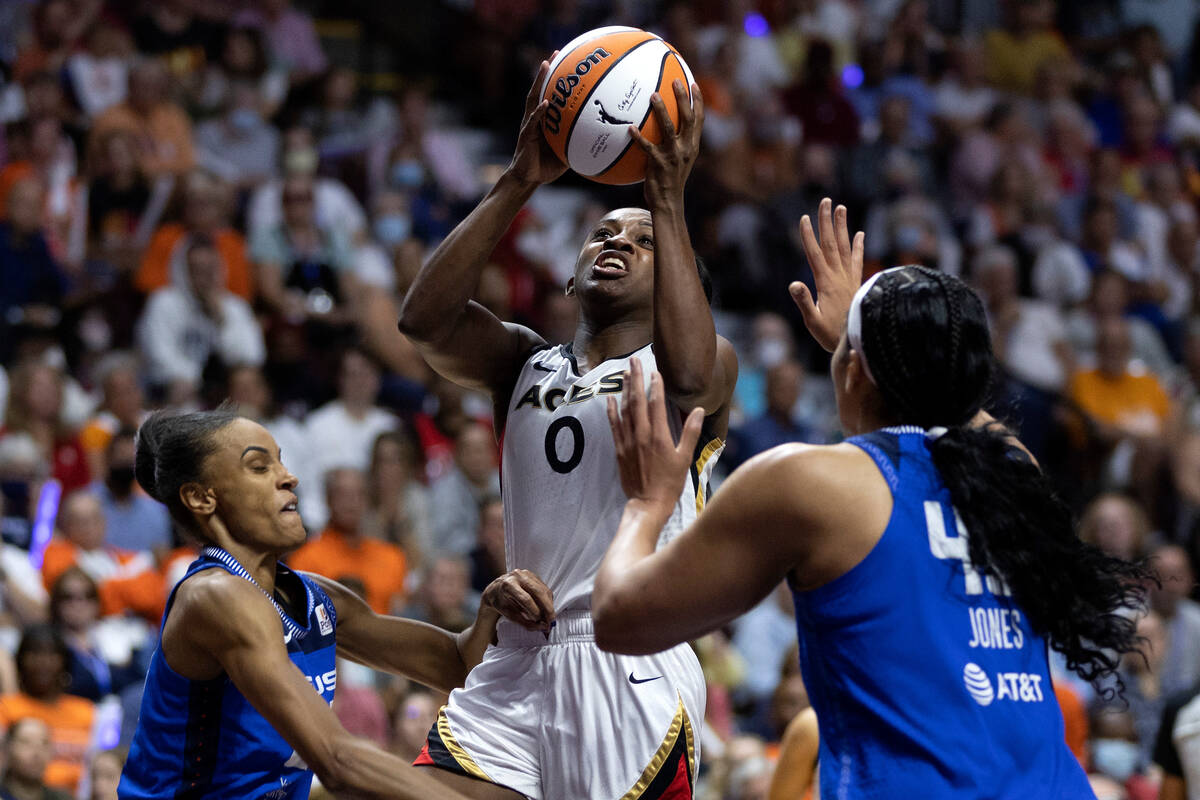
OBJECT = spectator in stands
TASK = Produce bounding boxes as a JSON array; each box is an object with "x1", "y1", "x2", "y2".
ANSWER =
[
  {"x1": 1, "y1": 361, "x2": 89, "y2": 494},
  {"x1": 1154, "y1": 682, "x2": 1200, "y2": 800},
  {"x1": 246, "y1": 124, "x2": 367, "y2": 247},
  {"x1": 194, "y1": 26, "x2": 288, "y2": 121},
  {"x1": 468, "y1": 495, "x2": 505, "y2": 594},
  {"x1": 983, "y1": 0, "x2": 1070, "y2": 94},
  {"x1": 250, "y1": 173, "x2": 358, "y2": 330},
  {"x1": 1065, "y1": 270, "x2": 1174, "y2": 381},
  {"x1": 1078, "y1": 492, "x2": 1152, "y2": 562},
  {"x1": 50, "y1": 568, "x2": 147, "y2": 703},
  {"x1": 300, "y1": 348, "x2": 397, "y2": 528},
  {"x1": 1148, "y1": 545, "x2": 1200, "y2": 697},
  {"x1": 78, "y1": 353, "x2": 146, "y2": 479},
  {"x1": 725, "y1": 360, "x2": 821, "y2": 469},
  {"x1": 1098, "y1": 610, "x2": 1169, "y2": 763},
  {"x1": 134, "y1": 170, "x2": 253, "y2": 300},
  {"x1": 732, "y1": 584, "x2": 797, "y2": 723},
  {"x1": 0, "y1": 716, "x2": 70, "y2": 800},
  {"x1": 66, "y1": 22, "x2": 132, "y2": 122},
  {"x1": 86, "y1": 748, "x2": 124, "y2": 800},
  {"x1": 0, "y1": 116, "x2": 82, "y2": 267},
  {"x1": 234, "y1": 0, "x2": 329, "y2": 82},
  {"x1": 1069, "y1": 316, "x2": 1172, "y2": 442},
  {"x1": 194, "y1": 81, "x2": 280, "y2": 190},
  {"x1": 288, "y1": 467, "x2": 408, "y2": 615},
  {"x1": 40, "y1": 491, "x2": 163, "y2": 624},
  {"x1": 82, "y1": 130, "x2": 169, "y2": 280},
  {"x1": 401, "y1": 555, "x2": 476, "y2": 632},
  {"x1": 91, "y1": 59, "x2": 195, "y2": 179},
  {"x1": 0, "y1": 626, "x2": 94, "y2": 793},
  {"x1": 428, "y1": 423, "x2": 500, "y2": 558},
  {"x1": 136, "y1": 235, "x2": 265, "y2": 403},
  {"x1": 0, "y1": 178, "x2": 69, "y2": 362},
  {"x1": 128, "y1": 0, "x2": 221, "y2": 82},
  {"x1": 390, "y1": 687, "x2": 439, "y2": 760},
  {"x1": 1088, "y1": 707, "x2": 1158, "y2": 800},
  {"x1": 933, "y1": 37, "x2": 998, "y2": 135},
  {"x1": 362, "y1": 431, "x2": 431, "y2": 564},
  {"x1": 12, "y1": 0, "x2": 98, "y2": 83},
  {"x1": 89, "y1": 430, "x2": 171, "y2": 556}
]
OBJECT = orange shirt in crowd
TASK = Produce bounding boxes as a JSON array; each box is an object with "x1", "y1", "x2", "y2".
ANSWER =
[
  {"x1": 41, "y1": 539, "x2": 165, "y2": 623},
  {"x1": 90, "y1": 103, "x2": 195, "y2": 178},
  {"x1": 288, "y1": 528, "x2": 407, "y2": 614},
  {"x1": 0, "y1": 691, "x2": 95, "y2": 791},
  {"x1": 1055, "y1": 681, "x2": 1088, "y2": 767},
  {"x1": 134, "y1": 223, "x2": 253, "y2": 299},
  {"x1": 1067, "y1": 368, "x2": 1172, "y2": 435}
]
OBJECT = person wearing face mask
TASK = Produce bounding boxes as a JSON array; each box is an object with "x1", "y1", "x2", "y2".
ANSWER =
[
  {"x1": 195, "y1": 81, "x2": 280, "y2": 190},
  {"x1": 90, "y1": 430, "x2": 171, "y2": 557},
  {"x1": 1089, "y1": 708, "x2": 1157, "y2": 800}
]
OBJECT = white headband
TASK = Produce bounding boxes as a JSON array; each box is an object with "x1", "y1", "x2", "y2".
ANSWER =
[{"x1": 845, "y1": 267, "x2": 904, "y2": 386}]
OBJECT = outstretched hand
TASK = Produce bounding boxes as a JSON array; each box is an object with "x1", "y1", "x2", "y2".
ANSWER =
[
  {"x1": 482, "y1": 569, "x2": 556, "y2": 633},
  {"x1": 506, "y1": 56, "x2": 569, "y2": 187},
  {"x1": 630, "y1": 80, "x2": 704, "y2": 206},
  {"x1": 790, "y1": 198, "x2": 864, "y2": 353},
  {"x1": 607, "y1": 358, "x2": 705, "y2": 511}
]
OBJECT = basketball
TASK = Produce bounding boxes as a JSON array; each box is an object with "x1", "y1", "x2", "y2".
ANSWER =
[{"x1": 539, "y1": 26, "x2": 694, "y2": 186}]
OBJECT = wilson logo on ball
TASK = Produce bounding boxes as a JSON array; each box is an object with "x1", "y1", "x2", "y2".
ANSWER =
[
  {"x1": 544, "y1": 48, "x2": 612, "y2": 135},
  {"x1": 539, "y1": 26, "x2": 694, "y2": 185}
]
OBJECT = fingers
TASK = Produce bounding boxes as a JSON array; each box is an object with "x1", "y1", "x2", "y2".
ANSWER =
[
  {"x1": 677, "y1": 407, "x2": 705, "y2": 459},
  {"x1": 513, "y1": 569, "x2": 556, "y2": 625},
  {"x1": 649, "y1": 91, "x2": 676, "y2": 140},
  {"x1": 628, "y1": 124, "x2": 653, "y2": 152},
  {"x1": 525, "y1": 59, "x2": 551, "y2": 118},
  {"x1": 817, "y1": 198, "x2": 838, "y2": 267},
  {"x1": 834, "y1": 204, "x2": 852, "y2": 270},
  {"x1": 851, "y1": 230, "x2": 865, "y2": 280},
  {"x1": 673, "y1": 79, "x2": 692, "y2": 135},
  {"x1": 789, "y1": 280, "x2": 816, "y2": 320},
  {"x1": 799, "y1": 214, "x2": 827, "y2": 274},
  {"x1": 689, "y1": 82, "x2": 704, "y2": 146},
  {"x1": 628, "y1": 359, "x2": 650, "y2": 442}
]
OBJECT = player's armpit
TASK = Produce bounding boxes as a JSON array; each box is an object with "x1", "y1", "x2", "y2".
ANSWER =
[{"x1": 663, "y1": 336, "x2": 739, "y2": 425}]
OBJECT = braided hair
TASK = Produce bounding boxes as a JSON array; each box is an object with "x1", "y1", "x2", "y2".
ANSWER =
[{"x1": 855, "y1": 266, "x2": 1150, "y2": 694}]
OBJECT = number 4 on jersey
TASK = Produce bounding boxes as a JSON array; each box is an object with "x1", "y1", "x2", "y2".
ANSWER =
[{"x1": 924, "y1": 501, "x2": 1010, "y2": 597}]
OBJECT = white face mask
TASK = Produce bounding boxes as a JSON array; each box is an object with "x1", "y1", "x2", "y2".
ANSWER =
[{"x1": 1091, "y1": 738, "x2": 1140, "y2": 782}]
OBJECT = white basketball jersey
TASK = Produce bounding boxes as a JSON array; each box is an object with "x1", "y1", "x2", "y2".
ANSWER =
[{"x1": 501, "y1": 343, "x2": 723, "y2": 613}]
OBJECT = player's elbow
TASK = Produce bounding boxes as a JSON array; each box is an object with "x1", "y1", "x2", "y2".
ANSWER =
[
  {"x1": 396, "y1": 297, "x2": 439, "y2": 344},
  {"x1": 593, "y1": 595, "x2": 655, "y2": 655}
]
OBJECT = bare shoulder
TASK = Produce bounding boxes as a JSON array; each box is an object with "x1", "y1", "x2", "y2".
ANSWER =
[
  {"x1": 171, "y1": 569, "x2": 279, "y2": 644},
  {"x1": 733, "y1": 442, "x2": 885, "y2": 517}
]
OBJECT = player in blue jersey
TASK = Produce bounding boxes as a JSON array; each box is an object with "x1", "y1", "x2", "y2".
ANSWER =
[
  {"x1": 593, "y1": 199, "x2": 1152, "y2": 799},
  {"x1": 118, "y1": 406, "x2": 554, "y2": 800}
]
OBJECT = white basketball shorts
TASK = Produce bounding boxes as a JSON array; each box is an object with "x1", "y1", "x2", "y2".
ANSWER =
[{"x1": 414, "y1": 611, "x2": 705, "y2": 799}]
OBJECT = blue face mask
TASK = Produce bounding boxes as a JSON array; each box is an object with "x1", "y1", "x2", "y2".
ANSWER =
[
  {"x1": 230, "y1": 108, "x2": 261, "y2": 132},
  {"x1": 390, "y1": 160, "x2": 425, "y2": 189},
  {"x1": 373, "y1": 213, "x2": 411, "y2": 246},
  {"x1": 1091, "y1": 738, "x2": 1140, "y2": 782}
]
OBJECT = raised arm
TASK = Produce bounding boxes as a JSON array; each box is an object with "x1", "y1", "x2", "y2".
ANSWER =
[
  {"x1": 633, "y1": 81, "x2": 737, "y2": 420},
  {"x1": 310, "y1": 569, "x2": 555, "y2": 693},
  {"x1": 594, "y1": 359, "x2": 889, "y2": 654},
  {"x1": 173, "y1": 572, "x2": 472, "y2": 800},
  {"x1": 397, "y1": 59, "x2": 563, "y2": 396}
]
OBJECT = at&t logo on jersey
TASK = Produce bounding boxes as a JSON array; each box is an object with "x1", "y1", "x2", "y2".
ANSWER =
[{"x1": 962, "y1": 662, "x2": 1045, "y2": 707}]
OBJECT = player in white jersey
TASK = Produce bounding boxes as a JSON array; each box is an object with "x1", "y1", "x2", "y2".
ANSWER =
[{"x1": 397, "y1": 58, "x2": 737, "y2": 800}]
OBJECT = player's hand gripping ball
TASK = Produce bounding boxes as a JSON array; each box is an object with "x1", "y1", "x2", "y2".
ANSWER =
[{"x1": 540, "y1": 26, "x2": 695, "y2": 185}]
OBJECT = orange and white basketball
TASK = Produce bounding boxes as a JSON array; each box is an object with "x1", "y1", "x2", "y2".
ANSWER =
[{"x1": 539, "y1": 26, "x2": 694, "y2": 186}]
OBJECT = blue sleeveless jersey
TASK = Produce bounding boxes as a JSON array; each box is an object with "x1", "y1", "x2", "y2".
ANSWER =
[
  {"x1": 119, "y1": 553, "x2": 338, "y2": 800},
  {"x1": 792, "y1": 427, "x2": 1095, "y2": 800}
]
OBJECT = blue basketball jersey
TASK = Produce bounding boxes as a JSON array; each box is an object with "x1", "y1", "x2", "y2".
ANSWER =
[
  {"x1": 119, "y1": 550, "x2": 338, "y2": 800},
  {"x1": 792, "y1": 427, "x2": 1095, "y2": 800}
]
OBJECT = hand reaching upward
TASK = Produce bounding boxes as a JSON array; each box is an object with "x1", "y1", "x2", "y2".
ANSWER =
[{"x1": 790, "y1": 198, "x2": 865, "y2": 353}]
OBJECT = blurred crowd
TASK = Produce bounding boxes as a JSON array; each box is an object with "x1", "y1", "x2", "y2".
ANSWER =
[{"x1": 0, "y1": 0, "x2": 1199, "y2": 798}]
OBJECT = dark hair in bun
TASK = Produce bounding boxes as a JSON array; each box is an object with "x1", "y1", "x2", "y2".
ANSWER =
[{"x1": 134, "y1": 404, "x2": 240, "y2": 532}]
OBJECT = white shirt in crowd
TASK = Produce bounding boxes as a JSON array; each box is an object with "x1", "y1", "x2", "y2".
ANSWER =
[
  {"x1": 136, "y1": 286, "x2": 265, "y2": 387},
  {"x1": 298, "y1": 400, "x2": 397, "y2": 530}
]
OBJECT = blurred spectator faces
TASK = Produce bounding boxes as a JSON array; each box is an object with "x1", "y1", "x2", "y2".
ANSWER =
[
  {"x1": 454, "y1": 425, "x2": 497, "y2": 489},
  {"x1": 392, "y1": 689, "x2": 438, "y2": 759},
  {"x1": 59, "y1": 491, "x2": 106, "y2": 551},
  {"x1": 1149, "y1": 545, "x2": 1195, "y2": 618},
  {"x1": 337, "y1": 348, "x2": 382, "y2": 409},
  {"x1": 8, "y1": 177, "x2": 45, "y2": 236},
  {"x1": 3, "y1": 717, "x2": 54, "y2": 786},
  {"x1": 325, "y1": 468, "x2": 367, "y2": 536},
  {"x1": 1079, "y1": 493, "x2": 1150, "y2": 562},
  {"x1": 371, "y1": 191, "x2": 411, "y2": 249}
]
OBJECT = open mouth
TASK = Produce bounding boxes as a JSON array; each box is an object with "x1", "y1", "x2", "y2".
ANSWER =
[
  {"x1": 591, "y1": 251, "x2": 629, "y2": 279},
  {"x1": 280, "y1": 498, "x2": 299, "y2": 515}
]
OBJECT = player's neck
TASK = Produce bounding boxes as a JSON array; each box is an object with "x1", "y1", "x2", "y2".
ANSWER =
[
  {"x1": 571, "y1": 319, "x2": 650, "y2": 373},
  {"x1": 219, "y1": 541, "x2": 280, "y2": 596}
]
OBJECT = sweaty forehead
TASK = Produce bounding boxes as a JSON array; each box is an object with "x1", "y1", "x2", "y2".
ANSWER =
[{"x1": 599, "y1": 208, "x2": 652, "y2": 229}]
